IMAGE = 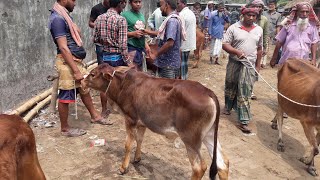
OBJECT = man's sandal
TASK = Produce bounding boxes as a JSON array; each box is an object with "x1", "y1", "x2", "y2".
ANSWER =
[
  {"x1": 91, "y1": 118, "x2": 113, "y2": 125},
  {"x1": 61, "y1": 128, "x2": 87, "y2": 137}
]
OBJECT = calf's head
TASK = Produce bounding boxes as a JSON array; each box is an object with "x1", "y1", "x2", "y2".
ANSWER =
[{"x1": 83, "y1": 64, "x2": 116, "y2": 92}]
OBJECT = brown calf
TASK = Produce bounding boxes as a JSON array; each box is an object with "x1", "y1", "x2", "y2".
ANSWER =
[
  {"x1": 84, "y1": 64, "x2": 229, "y2": 180},
  {"x1": 0, "y1": 114, "x2": 46, "y2": 180},
  {"x1": 192, "y1": 28, "x2": 205, "y2": 68},
  {"x1": 271, "y1": 59, "x2": 320, "y2": 176}
]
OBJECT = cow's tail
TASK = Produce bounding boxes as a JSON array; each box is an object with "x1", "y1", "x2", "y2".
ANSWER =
[
  {"x1": 205, "y1": 92, "x2": 229, "y2": 180},
  {"x1": 209, "y1": 93, "x2": 219, "y2": 180}
]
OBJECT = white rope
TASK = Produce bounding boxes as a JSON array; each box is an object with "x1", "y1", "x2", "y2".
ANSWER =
[
  {"x1": 74, "y1": 80, "x2": 78, "y2": 119},
  {"x1": 244, "y1": 58, "x2": 320, "y2": 108},
  {"x1": 105, "y1": 70, "x2": 116, "y2": 94}
]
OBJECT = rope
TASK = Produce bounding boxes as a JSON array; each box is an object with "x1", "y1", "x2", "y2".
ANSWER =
[
  {"x1": 105, "y1": 70, "x2": 116, "y2": 94},
  {"x1": 244, "y1": 58, "x2": 320, "y2": 108},
  {"x1": 74, "y1": 80, "x2": 78, "y2": 119}
]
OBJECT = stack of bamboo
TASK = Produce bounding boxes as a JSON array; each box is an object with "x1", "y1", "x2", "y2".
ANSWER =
[{"x1": 9, "y1": 60, "x2": 98, "y2": 123}]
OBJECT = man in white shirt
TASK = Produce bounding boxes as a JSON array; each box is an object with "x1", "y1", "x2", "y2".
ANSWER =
[
  {"x1": 147, "y1": 1, "x2": 165, "y2": 31},
  {"x1": 177, "y1": 0, "x2": 197, "y2": 80}
]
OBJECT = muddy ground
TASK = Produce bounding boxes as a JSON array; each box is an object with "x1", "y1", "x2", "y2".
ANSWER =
[{"x1": 32, "y1": 49, "x2": 319, "y2": 180}]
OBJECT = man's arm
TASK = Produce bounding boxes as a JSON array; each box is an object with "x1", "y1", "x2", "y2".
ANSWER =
[
  {"x1": 56, "y1": 37, "x2": 83, "y2": 81},
  {"x1": 154, "y1": 39, "x2": 174, "y2": 58},
  {"x1": 270, "y1": 40, "x2": 283, "y2": 68},
  {"x1": 222, "y1": 43, "x2": 245, "y2": 58},
  {"x1": 89, "y1": 7, "x2": 97, "y2": 28},
  {"x1": 256, "y1": 46, "x2": 262, "y2": 72},
  {"x1": 118, "y1": 18, "x2": 131, "y2": 65},
  {"x1": 89, "y1": 18, "x2": 95, "y2": 28},
  {"x1": 262, "y1": 19, "x2": 269, "y2": 55},
  {"x1": 143, "y1": 29, "x2": 158, "y2": 36}
]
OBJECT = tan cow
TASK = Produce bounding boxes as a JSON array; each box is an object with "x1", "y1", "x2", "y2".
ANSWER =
[
  {"x1": 0, "y1": 114, "x2": 46, "y2": 180},
  {"x1": 192, "y1": 27, "x2": 205, "y2": 68},
  {"x1": 84, "y1": 64, "x2": 229, "y2": 180},
  {"x1": 271, "y1": 59, "x2": 320, "y2": 176}
]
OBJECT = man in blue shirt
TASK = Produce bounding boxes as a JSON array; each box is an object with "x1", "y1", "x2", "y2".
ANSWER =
[
  {"x1": 49, "y1": 0, "x2": 112, "y2": 137},
  {"x1": 153, "y1": 0, "x2": 183, "y2": 79},
  {"x1": 209, "y1": 3, "x2": 230, "y2": 65}
]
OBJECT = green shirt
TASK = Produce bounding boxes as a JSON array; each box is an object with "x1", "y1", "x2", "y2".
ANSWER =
[
  {"x1": 257, "y1": 15, "x2": 269, "y2": 50},
  {"x1": 121, "y1": 10, "x2": 145, "y2": 49}
]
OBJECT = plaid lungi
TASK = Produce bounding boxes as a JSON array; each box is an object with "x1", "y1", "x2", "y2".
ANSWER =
[{"x1": 224, "y1": 56, "x2": 257, "y2": 124}]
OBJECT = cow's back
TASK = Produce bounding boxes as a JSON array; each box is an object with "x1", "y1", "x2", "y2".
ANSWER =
[
  {"x1": 277, "y1": 59, "x2": 320, "y2": 121},
  {"x1": 0, "y1": 114, "x2": 45, "y2": 180},
  {"x1": 119, "y1": 71, "x2": 216, "y2": 135}
]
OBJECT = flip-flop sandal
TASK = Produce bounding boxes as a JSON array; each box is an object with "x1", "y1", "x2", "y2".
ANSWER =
[
  {"x1": 237, "y1": 124, "x2": 252, "y2": 134},
  {"x1": 101, "y1": 109, "x2": 111, "y2": 118},
  {"x1": 61, "y1": 128, "x2": 87, "y2": 137},
  {"x1": 91, "y1": 118, "x2": 113, "y2": 125}
]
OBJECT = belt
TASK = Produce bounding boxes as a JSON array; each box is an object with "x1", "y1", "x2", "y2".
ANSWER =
[{"x1": 102, "y1": 54, "x2": 122, "y2": 62}]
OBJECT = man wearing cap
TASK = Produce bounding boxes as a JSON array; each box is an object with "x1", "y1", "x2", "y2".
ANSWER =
[
  {"x1": 222, "y1": 7, "x2": 263, "y2": 134},
  {"x1": 208, "y1": 3, "x2": 230, "y2": 65},
  {"x1": 270, "y1": 2, "x2": 319, "y2": 67},
  {"x1": 202, "y1": 1, "x2": 215, "y2": 49},
  {"x1": 247, "y1": 0, "x2": 269, "y2": 100},
  {"x1": 248, "y1": 0, "x2": 269, "y2": 70}
]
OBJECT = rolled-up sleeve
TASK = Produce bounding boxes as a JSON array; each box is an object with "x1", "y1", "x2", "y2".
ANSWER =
[
  {"x1": 275, "y1": 27, "x2": 287, "y2": 43},
  {"x1": 223, "y1": 26, "x2": 233, "y2": 44}
]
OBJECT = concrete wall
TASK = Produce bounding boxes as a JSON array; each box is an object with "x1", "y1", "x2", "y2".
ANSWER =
[{"x1": 0, "y1": 0, "x2": 157, "y2": 113}]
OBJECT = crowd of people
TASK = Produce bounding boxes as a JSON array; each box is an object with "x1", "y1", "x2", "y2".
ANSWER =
[{"x1": 48, "y1": 0, "x2": 319, "y2": 136}]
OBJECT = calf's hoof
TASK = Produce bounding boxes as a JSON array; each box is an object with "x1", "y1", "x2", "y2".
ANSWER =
[
  {"x1": 307, "y1": 166, "x2": 318, "y2": 176},
  {"x1": 133, "y1": 157, "x2": 141, "y2": 164},
  {"x1": 271, "y1": 122, "x2": 278, "y2": 130},
  {"x1": 119, "y1": 166, "x2": 129, "y2": 175},
  {"x1": 277, "y1": 141, "x2": 285, "y2": 152},
  {"x1": 300, "y1": 156, "x2": 312, "y2": 165}
]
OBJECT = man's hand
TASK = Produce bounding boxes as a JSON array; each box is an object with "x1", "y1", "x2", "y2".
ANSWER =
[
  {"x1": 236, "y1": 51, "x2": 245, "y2": 59},
  {"x1": 133, "y1": 30, "x2": 144, "y2": 38},
  {"x1": 270, "y1": 57, "x2": 276, "y2": 68},
  {"x1": 74, "y1": 71, "x2": 84, "y2": 81},
  {"x1": 311, "y1": 59, "x2": 317, "y2": 66}
]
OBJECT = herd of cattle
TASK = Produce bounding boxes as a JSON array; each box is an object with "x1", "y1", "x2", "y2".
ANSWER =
[{"x1": 0, "y1": 45, "x2": 319, "y2": 179}]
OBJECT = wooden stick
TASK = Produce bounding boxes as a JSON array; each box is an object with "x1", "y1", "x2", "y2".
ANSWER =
[
  {"x1": 48, "y1": 76, "x2": 59, "y2": 113},
  {"x1": 10, "y1": 89, "x2": 52, "y2": 116},
  {"x1": 86, "y1": 60, "x2": 97, "y2": 67},
  {"x1": 23, "y1": 95, "x2": 52, "y2": 122},
  {"x1": 87, "y1": 63, "x2": 98, "y2": 72}
]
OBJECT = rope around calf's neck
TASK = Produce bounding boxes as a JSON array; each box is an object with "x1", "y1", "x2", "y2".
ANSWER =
[
  {"x1": 244, "y1": 57, "x2": 320, "y2": 108},
  {"x1": 105, "y1": 70, "x2": 116, "y2": 94}
]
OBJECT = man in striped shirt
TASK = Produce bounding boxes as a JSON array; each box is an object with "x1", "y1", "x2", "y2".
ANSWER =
[{"x1": 94, "y1": 0, "x2": 132, "y2": 119}]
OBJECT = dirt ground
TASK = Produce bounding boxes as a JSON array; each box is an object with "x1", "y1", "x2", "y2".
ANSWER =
[{"x1": 32, "y1": 49, "x2": 320, "y2": 180}]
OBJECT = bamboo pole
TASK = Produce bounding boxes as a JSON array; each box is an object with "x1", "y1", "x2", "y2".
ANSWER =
[
  {"x1": 87, "y1": 63, "x2": 98, "y2": 72},
  {"x1": 10, "y1": 88, "x2": 52, "y2": 115},
  {"x1": 47, "y1": 74, "x2": 59, "y2": 114},
  {"x1": 86, "y1": 59, "x2": 97, "y2": 67},
  {"x1": 23, "y1": 95, "x2": 52, "y2": 123}
]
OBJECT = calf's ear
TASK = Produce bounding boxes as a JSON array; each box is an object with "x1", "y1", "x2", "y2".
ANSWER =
[{"x1": 102, "y1": 69, "x2": 114, "y2": 81}]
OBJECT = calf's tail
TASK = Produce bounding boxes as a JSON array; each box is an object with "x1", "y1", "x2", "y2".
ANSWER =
[{"x1": 209, "y1": 93, "x2": 220, "y2": 180}]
